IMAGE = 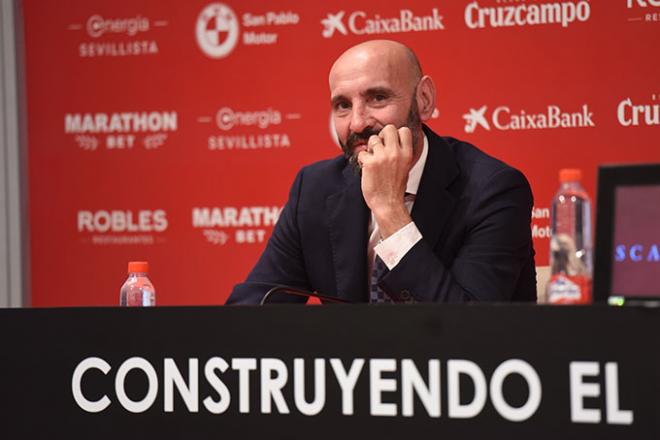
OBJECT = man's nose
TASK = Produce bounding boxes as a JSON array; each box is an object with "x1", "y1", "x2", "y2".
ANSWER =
[{"x1": 349, "y1": 103, "x2": 371, "y2": 134}]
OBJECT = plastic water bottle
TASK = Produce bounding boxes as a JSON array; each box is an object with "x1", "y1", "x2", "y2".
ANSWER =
[
  {"x1": 546, "y1": 169, "x2": 592, "y2": 304},
  {"x1": 120, "y1": 261, "x2": 156, "y2": 306}
]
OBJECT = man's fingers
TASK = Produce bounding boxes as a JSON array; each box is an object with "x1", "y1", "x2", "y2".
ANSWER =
[
  {"x1": 367, "y1": 134, "x2": 381, "y2": 148},
  {"x1": 368, "y1": 134, "x2": 384, "y2": 154},
  {"x1": 397, "y1": 127, "x2": 413, "y2": 156},
  {"x1": 379, "y1": 124, "x2": 399, "y2": 150},
  {"x1": 357, "y1": 150, "x2": 374, "y2": 168}
]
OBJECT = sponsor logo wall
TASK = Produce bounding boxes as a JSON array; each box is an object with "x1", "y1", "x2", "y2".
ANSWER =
[{"x1": 23, "y1": 0, "x2": 659, "y2": 306}]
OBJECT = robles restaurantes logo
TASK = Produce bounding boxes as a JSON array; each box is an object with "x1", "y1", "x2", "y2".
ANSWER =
[
  {"x1": 463, "y1": 104, "x2": 595, "y2": 132},
  {"x1": 68, "y1": 14, "x2": 168, "y2": 57},
  {"x1": 192, "y1": 206, "x2": 282, "y2": 245},
  {"x1": 617, "y1": 94, "x2": 659, "y2": 126},
  {"x1": 321, "y1": 8, "x2": 444, "y2": 38},
  {"x1": 78, "y1": 210, "x2": 168, "y2": 245},
  {"x1": 196, "y1": 3, "x2": 300, "y2": 58},
  {"x1": 626, "y1": 0, "x2": 660, "y2": 23},
  {"x1": 65, "y1": 111, "x2": 178, "y2": 151},
  {"x1": 464, "y1": 0, "x2": 591, "y2": 29},
  {"x1": 198, "y1": 106, "x2": 299, "y2": 152}
]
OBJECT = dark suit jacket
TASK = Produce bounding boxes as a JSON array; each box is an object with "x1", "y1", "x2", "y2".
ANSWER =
[{"x1": 227, "y1": 126, "x2": 536, "y2": 304}]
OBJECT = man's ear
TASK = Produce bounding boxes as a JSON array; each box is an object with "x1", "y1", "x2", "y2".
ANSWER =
[{"x1": 416, "y1": 75, "x2": 436, "y2": 121}]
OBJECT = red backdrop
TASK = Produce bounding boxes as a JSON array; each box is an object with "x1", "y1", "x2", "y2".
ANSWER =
[{"x1": 22, "y1": 0, "x2": 660, "y2": 306}]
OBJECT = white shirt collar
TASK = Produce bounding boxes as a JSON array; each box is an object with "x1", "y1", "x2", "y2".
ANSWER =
[{"x1": 405, "y1": 134, "x2": 428, "y2": 196}]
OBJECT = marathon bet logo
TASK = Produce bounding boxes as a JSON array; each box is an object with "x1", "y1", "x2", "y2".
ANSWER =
[
  {"x1": 65, "y1": 111, "x2": 177, "y2": 151},
  {"x1": 617, "y1": 94, "x2": 659, "y2": 126},
  {"x1": 463, "y1": 104, "x2": 595, "y2": 132},
  {"x1": 200, "y1": 106, "x2": 295, "y2": 151},
  {"x1": 192, "y1": 206, "x2": 282, "y2": 245},
  {"x1": 321, "y1": 8, "x2": 444, "y2": 38},
  {"x1": 77, "y1": 210, "x2": 168, "y2": 245},
  {"x1": 464, "y1": 0, "x2": 591, "y2": 29},
  {"x1": 68, "y1": 14, "x2": 167, "y2": 57}
]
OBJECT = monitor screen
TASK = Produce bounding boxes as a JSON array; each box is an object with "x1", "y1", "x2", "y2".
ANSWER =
[
  {"x1": 594, "y1": 164, "x2": 660, "y2": 302},
  {"x1": 611, "y1": 185, "x2": 660, "y2": 297}
]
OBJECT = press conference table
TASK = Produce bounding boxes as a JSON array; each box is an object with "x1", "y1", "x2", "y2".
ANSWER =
[{"x1": 0, "y1": 304, "x2": 657, "y2": 439}]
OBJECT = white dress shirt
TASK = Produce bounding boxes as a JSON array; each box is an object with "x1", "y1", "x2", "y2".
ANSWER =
[{"x1": 367, "y1": 135, "x2": 428, "y2": 276}]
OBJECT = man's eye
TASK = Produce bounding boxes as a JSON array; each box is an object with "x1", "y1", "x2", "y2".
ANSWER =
[
  {"x1": 370, "y1": 94, "x2": 389, "y2": 104},
  {"x1": 335, "y1": 102, "x2": 350, "y2": 111}
]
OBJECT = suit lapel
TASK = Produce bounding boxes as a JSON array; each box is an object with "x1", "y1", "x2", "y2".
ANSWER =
[
  {"x1": 411, "y1": 128, "x2": 459, "y2": 249},
  {"x1": 326, "y1": 165, "x2": 370, "y2": 302}
]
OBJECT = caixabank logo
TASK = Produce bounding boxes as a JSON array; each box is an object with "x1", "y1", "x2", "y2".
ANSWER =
[
  {"x1": 195, "y1": 2, "x2": 300, "y2": 59},
  {"x1": 64, "y1": 111, "x2": 177, "y2": 151},
  {"x1": 321, "y1": 8, "x2": 444, "y2": 38},
  {"x1": 192, "y1": 206, "x2": 282, "y2": 245},
  {"x1": 78, "y1": 210, "x2": 168, "y2": 245},
  {"x1": 462, "y1": 103, "x2": 595, "y2": 132},
  {"x1": 198, "y1": 106, "x2": 299, "y2": 151},
  {"x1": 464, "y1": 0, "x2": 591, "y2": 29},
  {"x1": 67, "y1": 14, "x2": 169, "y2": 58}
]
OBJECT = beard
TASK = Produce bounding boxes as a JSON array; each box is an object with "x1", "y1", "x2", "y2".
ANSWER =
[{"x1": 338, "y1": 98, "x2": 422, "y2": 174}]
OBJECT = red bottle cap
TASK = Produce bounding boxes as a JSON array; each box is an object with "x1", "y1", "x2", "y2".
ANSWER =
[
  {"x1": 127, "y1": 261, "x2": 149, "y2": 274},
  {"x1": 559, "y1": 168, "x2": 582, "y2": 183}
]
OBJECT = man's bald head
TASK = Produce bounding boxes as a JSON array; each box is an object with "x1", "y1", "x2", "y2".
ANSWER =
[{"x1": 329, "y1": 40, "x2": 422, "y2": 93}]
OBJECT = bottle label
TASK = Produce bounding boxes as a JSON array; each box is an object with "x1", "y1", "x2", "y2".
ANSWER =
[{"x1": 547, "y1": 274, "x2": 592, "y2": 305}]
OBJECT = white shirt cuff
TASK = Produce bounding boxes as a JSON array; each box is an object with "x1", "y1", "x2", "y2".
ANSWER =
[{"x1": 374, "y1": 222, "x2": 422, "y2": 270}]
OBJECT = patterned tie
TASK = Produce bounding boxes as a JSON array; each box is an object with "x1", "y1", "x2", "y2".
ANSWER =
[
  {"x1": 369, "y1": 192, "x2": 417, "y2": 304},
  {"x1": 369, "y1": 255, "x2": 392, "y2": 303}
]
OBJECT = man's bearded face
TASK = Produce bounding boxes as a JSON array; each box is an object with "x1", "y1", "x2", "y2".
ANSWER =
[{"x1": 338, "y1": 97, "x2": 422, "y2": 172}]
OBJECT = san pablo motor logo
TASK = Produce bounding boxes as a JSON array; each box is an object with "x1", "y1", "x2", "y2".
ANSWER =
[
  {"x1": 64, "y1": 111, "x2": 178, "y2": 151},
  {"x1": 195, "y1": 2, "x2": 300, "y2": 58},
  {"x1": 196, "y1": 3, "x2": 239, "y2": 58}
]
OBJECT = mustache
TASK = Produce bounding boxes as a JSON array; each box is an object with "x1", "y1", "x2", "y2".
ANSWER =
[{"x1": 345, "y1": 128, "x2": 381, "y2": 150}]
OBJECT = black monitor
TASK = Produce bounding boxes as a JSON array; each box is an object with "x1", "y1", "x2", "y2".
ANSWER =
[{"x1": 593, "y1": 164, "x2": 660, "y2": 304}]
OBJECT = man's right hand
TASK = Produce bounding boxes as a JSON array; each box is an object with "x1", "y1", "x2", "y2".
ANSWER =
[{"x1": 357, "y1": 124, "x2": 414, "y2": 239}]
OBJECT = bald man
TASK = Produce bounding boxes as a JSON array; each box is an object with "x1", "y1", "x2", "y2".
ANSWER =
[{"x1": 227, "y1": 40, "x2": 536, "y2": 304}]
